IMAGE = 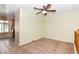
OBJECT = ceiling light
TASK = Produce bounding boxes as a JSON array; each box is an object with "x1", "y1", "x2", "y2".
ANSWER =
[{"x1": 42, "y1": 10, "x2": 47, "y2": 14}]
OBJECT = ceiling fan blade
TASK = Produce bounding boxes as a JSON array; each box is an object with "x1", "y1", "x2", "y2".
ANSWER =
[
  {"x1": 36, "y1": 10, "x2": 42, "y2": 14},
  {"x1": 45, "y1": 4, "x2": 51, "y2": 10},
  {"x1": 33, "y1": 7, "x2": 42, "y2": 10},
  {"x1": 47, "y1": 10, "x2": 56, "y2": 12}
]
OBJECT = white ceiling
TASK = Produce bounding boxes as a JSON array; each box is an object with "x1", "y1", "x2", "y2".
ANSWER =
[{"x1": 1, "y1": 4, "x2": 79, "y2": 15}]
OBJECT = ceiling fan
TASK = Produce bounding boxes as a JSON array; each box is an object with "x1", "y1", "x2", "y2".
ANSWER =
[{"x1": 33, "y1": 4, "x2": 56, "y2": 15}]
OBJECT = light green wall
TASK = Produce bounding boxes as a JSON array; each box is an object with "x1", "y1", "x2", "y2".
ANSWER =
[
  {"x1": 44, "y1": 10, "x2": 79, "y2": 43},
  {"x1": 19, "y1": 8, "x2": 44, "y2": 45}
]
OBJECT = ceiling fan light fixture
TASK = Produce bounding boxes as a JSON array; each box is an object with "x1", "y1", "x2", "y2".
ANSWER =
[{"x1": 42, "y1": 10, "x2": 47, "y2": 14}]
